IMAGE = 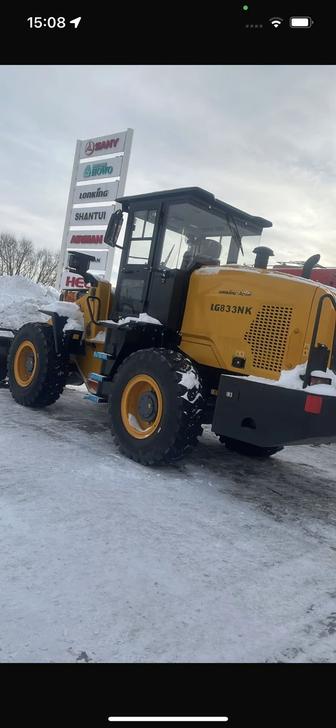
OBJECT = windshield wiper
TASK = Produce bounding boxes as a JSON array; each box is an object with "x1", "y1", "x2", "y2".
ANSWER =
[
  {"x1": 163, "y1": 244, "x2": 175, "y2": 266},
  {"x1": 227, "y1": 215, "x2": 244, "y2": 257}
]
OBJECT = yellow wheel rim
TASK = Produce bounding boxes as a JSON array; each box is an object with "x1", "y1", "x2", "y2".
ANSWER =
[
  {"x1": 121, "y1": 374, "x2": 163, "y2": 439},
  {"x1": 13, "y1": 340, "x2": 38, "y2": 387}
]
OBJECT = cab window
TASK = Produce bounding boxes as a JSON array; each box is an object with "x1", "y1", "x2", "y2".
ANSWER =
[{"x1": 127, "y1": 209, "x2": 157, "y2": 265}]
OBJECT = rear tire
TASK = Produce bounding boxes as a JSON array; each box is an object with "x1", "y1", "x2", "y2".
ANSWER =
[
  {"x1": 8, "y1": 323, "x2": 67, "y2": 407},
  {"x1": 220, "y1": 436, "x2": 283, "y2": 458},
  {"x1": 109, "y1": 348, "x2": 204, "y2": 465}
]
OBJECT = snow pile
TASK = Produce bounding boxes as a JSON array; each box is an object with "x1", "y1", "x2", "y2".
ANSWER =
[
  {"x1": 0, "y1": 276, "x2": 84, "y2": 334},
  {"x1": 244, "y1": 363, "x2": 336, "y2": 397},
  {"x1": 41, "y1": 301, "x2": 84, "y2": 332},
  {"x1": 0, "y1": 275, "x2": 59, "y2": 331}
]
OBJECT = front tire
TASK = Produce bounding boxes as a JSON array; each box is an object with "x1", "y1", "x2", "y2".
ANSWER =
[
  {"x1": 109, "y1": 348, "x2": 204, "y2": 465},
  {"x1": 8, "y1": 323, "x2": 67, "y2": 407}
]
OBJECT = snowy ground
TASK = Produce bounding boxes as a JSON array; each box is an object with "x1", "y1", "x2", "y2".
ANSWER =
[{"x1": 0, "y1": 383, "x2": 336, "y2": 663}]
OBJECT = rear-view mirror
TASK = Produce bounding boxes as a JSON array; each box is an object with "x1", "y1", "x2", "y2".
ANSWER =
[{"x1": 104, "y1": 209, "x2": 124, "y2": 247}]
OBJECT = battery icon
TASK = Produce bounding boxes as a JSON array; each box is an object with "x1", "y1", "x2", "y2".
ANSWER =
[{"x1": 290, "y1": 16, "x2": 313, "y2": 28}]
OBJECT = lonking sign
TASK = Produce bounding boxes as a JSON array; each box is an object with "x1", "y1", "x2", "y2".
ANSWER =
[{"x1": 56, "y1": 128, "x2": 133, "y2": 290}]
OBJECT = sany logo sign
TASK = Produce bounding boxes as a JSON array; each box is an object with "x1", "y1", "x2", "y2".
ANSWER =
[{"x1": 85, "y1": 138, "x2": 120, "y2": 156}]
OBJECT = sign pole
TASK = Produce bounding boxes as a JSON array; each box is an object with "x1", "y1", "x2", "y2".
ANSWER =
[{"x1": 56, "y1": 140, "x2": 81, "y2": 289}]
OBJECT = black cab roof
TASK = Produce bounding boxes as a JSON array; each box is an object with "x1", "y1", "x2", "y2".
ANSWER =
[{"x1": 116, "y1": 186, "x2": 272, "y2": 231}]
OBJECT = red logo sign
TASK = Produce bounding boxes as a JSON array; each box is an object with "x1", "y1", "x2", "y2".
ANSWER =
[
  {"x1": 64, "y1": 275, "x2": 87, "y2": 289},
  {"x1": 70, "y1": 235, "x2": 104, "y2": 245},
  {"x1": 85, "y1": 140, "x2": 95, "y2": 156},
  {"x1": 84, "y1": 137, "x2": 120, "y2": 155}
]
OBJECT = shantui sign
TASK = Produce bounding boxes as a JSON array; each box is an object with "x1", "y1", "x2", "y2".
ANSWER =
[{"x1": 69, "y1": 205, "x2": 116, "y2": 227}]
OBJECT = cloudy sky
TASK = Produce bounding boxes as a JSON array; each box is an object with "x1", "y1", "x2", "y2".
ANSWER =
[{"x1": 1, "y1": 64, "x2": 336, "y2": 268}]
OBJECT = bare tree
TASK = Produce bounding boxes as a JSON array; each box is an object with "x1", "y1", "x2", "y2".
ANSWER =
[
  {"x1": 0, "y1": 233, "x2": 59, "y2": 286},
  {"x1": 34, "y1": 248, "x2": 60, "y2": 286}
]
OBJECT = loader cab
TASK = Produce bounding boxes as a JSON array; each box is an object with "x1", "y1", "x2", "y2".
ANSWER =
[{"x1": 112, "y1": 187, "x2": 272, "y2": 329}]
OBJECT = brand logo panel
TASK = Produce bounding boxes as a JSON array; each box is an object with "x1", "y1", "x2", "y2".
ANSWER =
[
  {"x1": 69, "y1": 205, "x2": 115, "y2": 228},
  {"x1": 73, "y1": 181, "x2": 119, "y2": 205},
  {"x1": 80, "y1": 131, "x2": 126, "y2": 158},
  {"x1": 76, "y1": 156, "x2": 123, "y2": 182}
]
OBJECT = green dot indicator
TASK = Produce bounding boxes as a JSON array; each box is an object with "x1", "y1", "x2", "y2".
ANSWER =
[{"x1": 243, "y1": 4, "x2": 249, "y2": 10}]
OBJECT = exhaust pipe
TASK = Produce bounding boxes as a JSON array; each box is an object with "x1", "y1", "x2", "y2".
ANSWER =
[
  {"x1": 253, "y1": 246, "x2": 274, "y2": 269},
  {"x1": 301, "y1": 254, "x2": 320, "y2": 279}
]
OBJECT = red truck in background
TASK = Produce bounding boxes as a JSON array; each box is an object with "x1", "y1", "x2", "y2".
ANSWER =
[{"x1": 274, "y1": 262, "x2": 336, "y2": 288}]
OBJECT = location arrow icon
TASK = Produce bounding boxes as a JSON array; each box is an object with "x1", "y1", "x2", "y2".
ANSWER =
[{"x1": 70, "y1": 17, "x2": 81, "y2": 28}]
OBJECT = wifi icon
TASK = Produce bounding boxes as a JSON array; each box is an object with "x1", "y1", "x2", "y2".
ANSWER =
[{"x1": 269, "y1": 17, "x2": 283, "y2": 28}]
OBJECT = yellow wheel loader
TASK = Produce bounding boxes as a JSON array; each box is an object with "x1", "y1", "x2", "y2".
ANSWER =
[{"x1": 3, "y1": 187, "x2": 336, "y2": 464}]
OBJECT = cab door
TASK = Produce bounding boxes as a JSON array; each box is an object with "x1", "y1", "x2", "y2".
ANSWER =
[{"x1": 113, "y1": 203, "x2": 162, "y2": 318}]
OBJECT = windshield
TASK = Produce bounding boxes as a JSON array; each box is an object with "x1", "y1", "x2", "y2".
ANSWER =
[{"x1": 159, "y1": 202, "x2": 263, "y2": 269}]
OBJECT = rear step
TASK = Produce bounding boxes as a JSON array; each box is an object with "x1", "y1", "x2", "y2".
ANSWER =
[
  {"x1": 93, "y1": 351, "x2": 113, "y2": 360},
  {"x1": 83, "y1": 393, "x2": 106, "y2": 403},
  {"x1": 88, "y1": 372, "x2": 108, "y2": 383},
  {"x1": 86, "y1": 371, "x2": 109, "y2": 402}
]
